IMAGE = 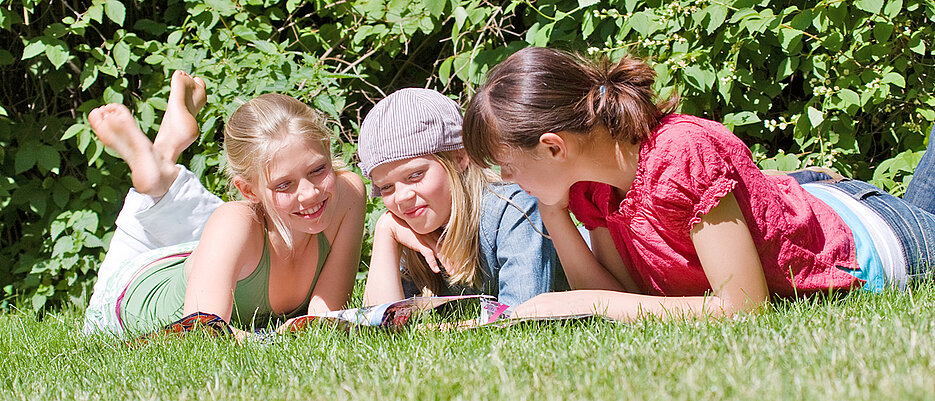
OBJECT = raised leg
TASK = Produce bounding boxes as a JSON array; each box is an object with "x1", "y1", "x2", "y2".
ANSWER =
[
  {"x1": 904, "y1": 124, "x2": 935, "y2": 215},
  {"x1": 153, "y1": 70, "x2": 207, "y2": 164},
  {"x1": 88, "y1": 104, "x2": 179, "y2": 197}
]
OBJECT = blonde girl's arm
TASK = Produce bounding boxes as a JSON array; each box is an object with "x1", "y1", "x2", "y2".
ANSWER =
[
  {"x1": 362, "y1": 212, "x2": 407, "y2": 305},
  {"x1": 538, "y1": 202, "x2": 638, "y2": 292},
  {"x1": 183, "y1": 202, "x2": 262, "y2": 321},
  {"x1": 305, "y1": 171, "x2": 366, "y2": 314},
  {"x1": 514, "y1": 192, "x2": 769, "y2": 321}
]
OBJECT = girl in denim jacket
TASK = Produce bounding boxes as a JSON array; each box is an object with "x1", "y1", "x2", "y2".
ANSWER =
[
  {"x1": 358, "y1": 88, "x2": 569, "y2": 308},
  {"x1": 461, "y1": 47, "x2": 935, "y2": 321}
]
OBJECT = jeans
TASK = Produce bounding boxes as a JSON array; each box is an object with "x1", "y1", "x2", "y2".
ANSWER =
[
  {"x1": 788, "y1": 126, "x2": 935, "y2": 278},
  {"x1": 823, "y1": 180, "x2": 935, "y2": 278},
  {"x1": 903, "y1": 124, "x2": 935, "y2": 215}
]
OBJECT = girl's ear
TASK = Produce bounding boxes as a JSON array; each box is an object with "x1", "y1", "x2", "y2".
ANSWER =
[
  {"x1": 538, "y1": 132, "x2": 568, "y2": 161},
  {"x1": 232, "y1": 175, "x2": 260, "y2": 203},
  {"x1": 451, "y1": 148, "x2": 470, "y2": 172}
]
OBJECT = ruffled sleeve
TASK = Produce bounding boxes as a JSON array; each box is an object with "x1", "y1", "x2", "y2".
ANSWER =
[
  {"x1": 644, "y1": 123, "x2": 740, "y2": 231},
  {"x1": 568, "y1": 181, "x2": 610, "y2": 230}
]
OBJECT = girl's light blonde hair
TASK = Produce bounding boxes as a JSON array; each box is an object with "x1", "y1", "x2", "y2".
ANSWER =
[
  {"x1": 401, "y1": 151, "x2": 500, "y2": 296},
  {"x1": 223, "y1": 93, "x2": 333, "y2": 250}
]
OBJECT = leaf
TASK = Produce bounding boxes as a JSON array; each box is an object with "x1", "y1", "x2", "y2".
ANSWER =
[
  {"x1": 14, "y1": 143, "x2": 38, "y2": 174},
  {"x1": 104, "y1": 0, "x2": 126, "y2": 26},
  {"x1": 856, "y1": 0, "x2": 883, "y2": 14},
  {"x1": 722, "y1": 111, "x2": 760, "y2": 129},
  {"x1": 838, "y1": 89, "x2": 861, "y2": 107},
  {"x1": 776, "y1": 56, "x2": 798, "y2": 80},
  {"x1": 439, "y1": 56, "x2": 454, "y2": 86},
  {"x1": 881, "y1": 72, "x2": 906, "y2": 88},
  {"x1": 425, "y1": 0, "x2": 445, "y2": 17},
  {"x1": 71, "y1": 210, "x2": 99, "y2": 233},
  {"x1": 79, "y1": 64, "x2": 98, "y2": 90},
  {"x1": 627, "y1": 11, "x2": 657, "y2": 36},
  {"x1": 205, "y1": 0, "x2": 238, "y2": 16},
  {"x1": 88, "y1": 2, "x2": 104, "y2": 23},
  {"x1": 807, "y1": 106, "x2": 824, "y2": 127},
  {"x1": 252, "y1": 40, "x2": 279, "y2": 54},
  {"x1": 909, "y1": 32, "x2": 926, "y2": 55},
  {"x1": 873, "y1": 22, "x2": 893, "y2": 42},
  {"x1": 0, "y1": 49, "x2": 12, "y2": 66},
  {"x1": 22, "y1": 40, "x2": 45, "y2": 60},
  {"x1": 53, "y1": 236, "x2": 75, "y2": 258},
  {"x1": 113, "y1": 41, "x2": 130, "y2": 69},
  {"x1": 36, "y1": 145, "x2": 60, "y2": 173},
  {"x1": 50, "y1": 220, "x2": 66, "y2": 241},
  {"x1": 683, "y1": 65, "x2": 715, "y2": 91},
  {"x1": 883, "y1": 0, "x2": 902, "y2": 17},
  {"x1": 578, "y1": 0, "x2": 600, "y2": 7},
  {"x1": 778, "y1": 28, "x2": 803, "y2": 53},
  {"x1": 705, "y1": 5, "x2": 728, "y2": 34},
  {"x1": 453, "y1": 7, "x2": 468, "y2": 31},
  {"x1": 532, "y1": 22, "x2": 554, "y2": 47}
]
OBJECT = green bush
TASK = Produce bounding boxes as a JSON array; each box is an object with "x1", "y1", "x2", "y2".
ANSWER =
[{"x1": 2, "y1": 0, "x2": 932, "y2": 310}]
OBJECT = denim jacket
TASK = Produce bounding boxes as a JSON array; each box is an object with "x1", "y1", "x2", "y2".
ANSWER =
[
  {"x1": 475, "y1": 183, "x2": 569, "y2": 306},
  {"x1": 400, "y1": 183, "x2": 569, "y2": 306}
]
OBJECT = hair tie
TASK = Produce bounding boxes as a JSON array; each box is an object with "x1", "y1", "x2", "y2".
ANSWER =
[{"x1": 599, "y1": 85, "x2": 606, "y2": 96}]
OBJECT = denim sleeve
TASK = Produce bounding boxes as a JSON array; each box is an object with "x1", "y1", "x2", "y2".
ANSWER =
[{"x1": 479, "y1": 184, "x2": 565, "y2": 307}]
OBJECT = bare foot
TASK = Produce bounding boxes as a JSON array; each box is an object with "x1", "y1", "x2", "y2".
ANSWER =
[
  {"x1": 153, "y1": 70, "x2": 207, "y2": 163},
  {"x1": 89, "y1": 104, "x2": 179, "y2": 197}
]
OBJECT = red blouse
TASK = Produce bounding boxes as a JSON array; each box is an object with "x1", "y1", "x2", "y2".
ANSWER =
[{"x1": 568, "y1": 114, "x2": 861, "y2": 296}]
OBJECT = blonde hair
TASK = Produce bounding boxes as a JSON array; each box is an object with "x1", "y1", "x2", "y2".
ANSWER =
[
  {"x1": 401, "y1": 151, "x2": 499, "y2": 296},
  {"x1": 223, "y1": 93, "x2": 333, "y2": 250}
]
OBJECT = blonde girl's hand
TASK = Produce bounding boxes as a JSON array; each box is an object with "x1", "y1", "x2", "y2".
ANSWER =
[{"x1": 376, "y1": 212, "x2": 448, "y2": 273}]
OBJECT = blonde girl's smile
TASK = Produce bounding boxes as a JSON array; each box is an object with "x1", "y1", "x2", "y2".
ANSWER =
[
  {"x1": 261, "y1": 135, "x2": 337, "y2": 234},
  {"x1": 295, "y1": 199, "x2": 326, "y2": 218}
]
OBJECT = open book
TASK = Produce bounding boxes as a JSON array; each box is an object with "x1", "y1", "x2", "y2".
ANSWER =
[
  {"x1": 281, "y1": 294, "x2": 497, "y2": 332},
  {"x1": 142, "y1": 294, "x2": 602, "y2": 341}
]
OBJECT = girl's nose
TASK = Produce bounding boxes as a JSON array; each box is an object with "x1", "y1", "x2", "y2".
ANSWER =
[
  {"x1": 397, "y1": 183, "x2": 417, "y2": 202},
  {"x1": 297, "y1": 178, "x2": 319, "y2": 202}
]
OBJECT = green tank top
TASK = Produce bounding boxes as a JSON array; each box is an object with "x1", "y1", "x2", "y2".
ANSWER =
[{"x1": 118, "y1": 233, "x2": 331, "y2": 333}]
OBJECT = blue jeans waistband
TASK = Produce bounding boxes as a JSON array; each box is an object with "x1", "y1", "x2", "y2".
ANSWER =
[{"x1": 818, "y1": 179, "x2": 935, "y2": 278}]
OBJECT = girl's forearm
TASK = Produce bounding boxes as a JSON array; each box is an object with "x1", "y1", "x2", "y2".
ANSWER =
[
  {"x1": 538, "y1": 204, "x2": 626, "y2": 291},
  {"x1": 514, "y1": 290, "x2": 746, "y2": 322},
  {"x1": 362, "y1": 223, "x2": 405, "y2": 306}
]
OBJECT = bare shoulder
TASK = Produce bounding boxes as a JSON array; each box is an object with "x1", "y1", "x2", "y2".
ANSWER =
[
  {"x1": 337, "y1": 170, "x2": 365, "y2": 198},
  {"x1": 189, "y1": 201, "x2": 265, "y2": 280},
  {"x1": 323, "y1": 170, "x2": 365, "y2": 239},
  {"x1": 210, "y1": 201, "x2": 261, "y2": 224},
  {"x1": 335, "y1": 170, "x2": 366, "y2": 212},
  {"x1": 203, "y1": 201, "x2": 264, "y2": 240}
]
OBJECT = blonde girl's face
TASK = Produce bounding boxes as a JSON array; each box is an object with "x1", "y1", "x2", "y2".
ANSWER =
[
  {"x1": 370, "y1": 155, "x2": 453, "y2": 235},
  {"x1": 263, "y1": 135, "x2": 337, "y2": 235}
]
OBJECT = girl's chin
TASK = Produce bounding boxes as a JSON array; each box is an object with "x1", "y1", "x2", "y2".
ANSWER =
[{"x1": 406, "y1": 219, "x2": 444, "y2": 235}]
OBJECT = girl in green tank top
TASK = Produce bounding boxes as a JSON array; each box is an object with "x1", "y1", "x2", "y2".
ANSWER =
[{"x1": 83, "y1": 72, "x2": 366, "y2": 337}]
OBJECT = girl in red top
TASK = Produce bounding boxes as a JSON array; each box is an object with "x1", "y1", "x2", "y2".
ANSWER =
[{"x1": 462, "y1": 47, "x2": 935, "y2": 321}]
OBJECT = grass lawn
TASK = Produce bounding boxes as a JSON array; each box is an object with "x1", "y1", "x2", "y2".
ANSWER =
[{"x1": 3, "y1": 285, "x2": 935, "y2": 400}]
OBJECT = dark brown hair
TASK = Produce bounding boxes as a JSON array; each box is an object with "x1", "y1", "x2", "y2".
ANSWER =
[{"x1": 463, "y1": 47, "x2": 678, "y2": 167}]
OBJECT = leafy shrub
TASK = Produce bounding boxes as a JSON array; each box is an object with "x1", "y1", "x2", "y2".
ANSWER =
[{"x1": 2, "y1": 0, "x2": 932, "y2": 310}]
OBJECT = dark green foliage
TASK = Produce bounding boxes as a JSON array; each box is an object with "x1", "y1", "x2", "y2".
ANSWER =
[{"x1": 2, "y1": 0, "x2": 933, "y2": 310}]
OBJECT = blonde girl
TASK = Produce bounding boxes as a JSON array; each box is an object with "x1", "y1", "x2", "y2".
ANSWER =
[
  {"x1": 84, "y1": 72, "x2": 364, "y2": 335},
  {"x1": 462, "y1": 47, "x2": 935, "y2": 321},
  {"x1": 358, "y1": 88, "x2": 568, "y2": 307}
]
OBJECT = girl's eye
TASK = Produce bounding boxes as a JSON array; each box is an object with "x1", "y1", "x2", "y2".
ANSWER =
[
  {"x1": 274, "y1": 182, "x2": 291, "y2": 192},
  {"x1": 310, "y1": 164, "x2": 327, "y2": 176},
  {"x1": 407, "y1": 171, "x2": 424, "y2": 181},
  {"x1": 378, "y1": 184, "x2": 394, "y2": 195}
]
